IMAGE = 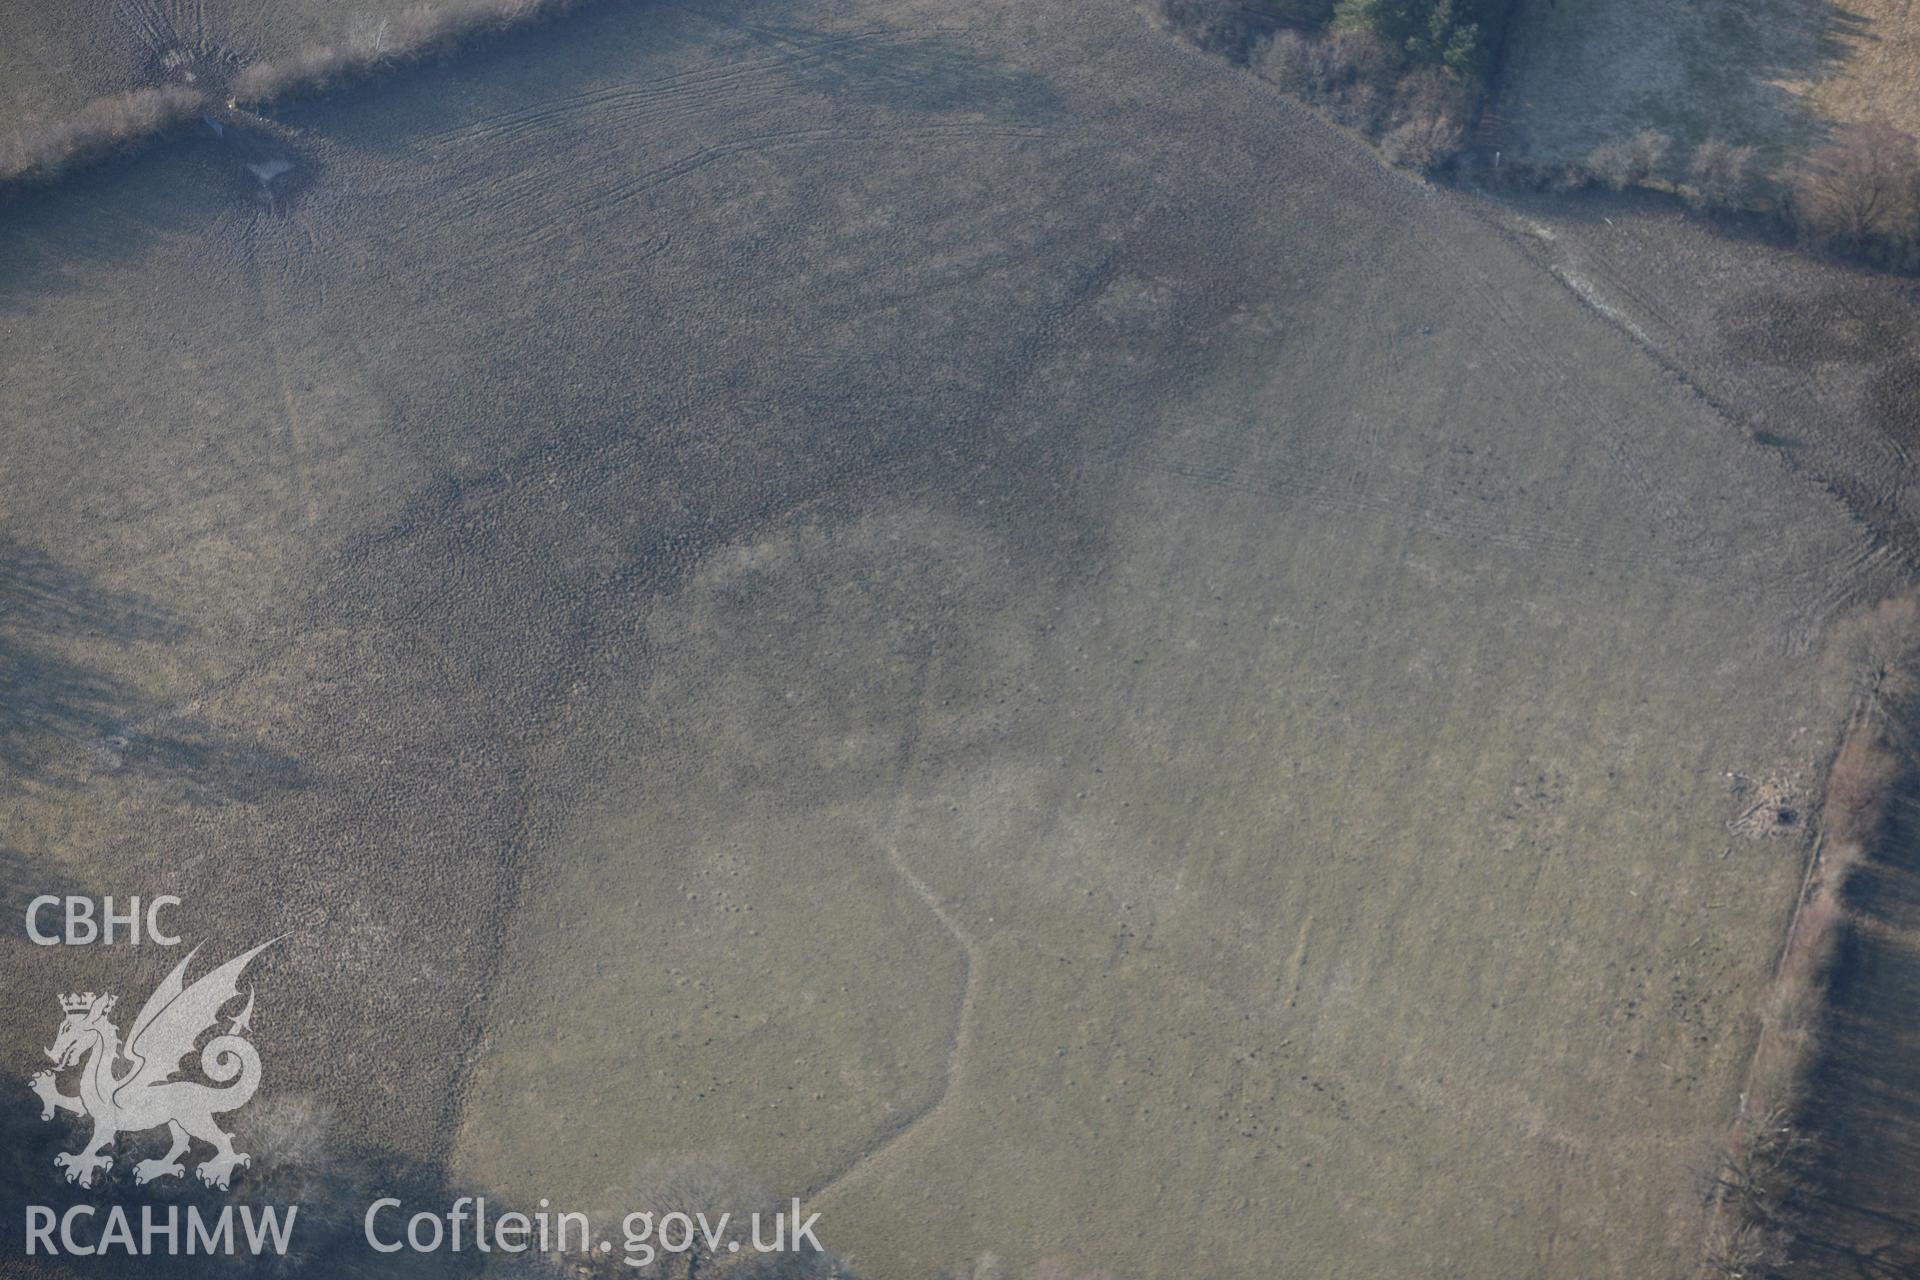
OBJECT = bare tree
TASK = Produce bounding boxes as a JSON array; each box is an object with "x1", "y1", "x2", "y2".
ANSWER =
[
  {"x1": 1391, "y1": 65, "x2": 1470, "y2": 127},
  {"x1": 1548, "y1": 163, "x2": 1592, "y2": 193},
  {"x1": 1628, "y1": 128, "x2": 1674, "y2": 177},
  {"x1": 1151, "y1": 0, "x2": 1271, "y2": 58},
  {"x1": 1256, "y1": 30, "x2": 1315, "y2": 92},
  {"x1": 1381, "y1": 112, "x2": 1464, "y2": 173},
  {"x1": 1791, "y1": 118, "x2": 1920, "y2": 244},
  {"x1": 610, "y1": 1154, "x2": 783, "y2": 1279},
  {"x1": 1586, "y1": 139, "x2": 1637, "y2": 190},
  {"x1": 1698, "y1": 1104, "x2": 1815, "y2": 1232},
  {"x1": 1255, "y1": 28, "x2": 1396, "y2": 106},
  {"x1": 1587, "y1": 128, "x2": 1673, "y2": 190},
  {"x1": 1687, "y1": 137, "x2": 1760, "y2": 210},
  {"x1": 1701, "y1": 1221, "x2": 1788, "y2": 1279}
]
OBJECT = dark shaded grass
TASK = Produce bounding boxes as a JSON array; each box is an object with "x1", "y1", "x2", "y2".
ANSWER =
[{"x1": 0, "y1": 541, "x2": 300, "y2": 803}]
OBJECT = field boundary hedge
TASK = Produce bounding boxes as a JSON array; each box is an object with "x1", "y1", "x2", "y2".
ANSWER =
[
  {"x1": 0, "y1": 0, "x2": 607, "y2": 192},
  {"x1": 1696, "y1": 596, "x2": 1920, "y2": 1277}
]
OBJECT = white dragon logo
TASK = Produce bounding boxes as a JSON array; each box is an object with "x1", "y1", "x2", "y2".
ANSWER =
[{"x1": 27, "y1": 940, "x2": 276, "y2": 1190}]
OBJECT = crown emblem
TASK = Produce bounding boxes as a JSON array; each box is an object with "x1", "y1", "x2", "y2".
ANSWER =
[{"x1": 59, "y1": 993, "x2": 111, "y2": 1015}]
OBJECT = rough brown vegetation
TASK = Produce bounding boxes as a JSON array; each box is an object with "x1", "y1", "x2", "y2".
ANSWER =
[
  {"x1": 1686, "y1": 137, "x2": 1761, "y2": 212},
  {"x1": 1701, "y1": 1216, "x2": 1789, "y2": 1279},
  {"x1": 0, "y1": 86, "x2": 205, "y2": 185},
  {"x1": 0, "y1": 0, "x2": 602, "y2": 190},
  {"x1": 1381, "y1": 111, "x2": 1465, "y2": 173},
  {"x1": 229, "y1": 0, "x2": 596, "y2": 106},
  {"x1": 1257, "y1": 28, "x2": 1395, "y2": 126},
  {"x1": 1148, "y1": 0, "x2": 1289, "y2": 60},
  {"x1": 1586, "y1": 128, "x2": 1673, "y2": 191},
  {"x1": 1250, "y1": 27, "x2": 1470, "y2": 172}
]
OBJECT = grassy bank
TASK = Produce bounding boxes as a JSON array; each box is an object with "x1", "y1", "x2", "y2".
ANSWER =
[
  {"x1": 226, "y1": 0, "x2": 595, "y2": 106},
  {"x1": 0, "y1": 87, "x2": 207, "y2": 186},
  {"x1": 0, "y1": 0, "x2": 603, "y2": 190}
]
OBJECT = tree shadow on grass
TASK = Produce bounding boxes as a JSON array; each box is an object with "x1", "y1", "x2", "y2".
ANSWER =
[
  {"x1": 0, "y1": 540, "x2": 300, "y2": 804},
  {"x1": 0, "y1": 122, "x2": 238, "y2": 314},
  {"x1": 1788, "y1": 778, "x2": 1920, "y2": 1277}
]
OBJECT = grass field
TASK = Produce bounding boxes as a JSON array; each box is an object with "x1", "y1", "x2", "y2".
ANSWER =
[
  {"x1": 0, "y1": 0, "x2": 1910, "y2": 1277},
  {"x1": 1489, "y1": 0, "x2": 1920, "y2": 168},
  {"x1": 1463, "y1": 177, "x2": 1920, "y2": 1279}
]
